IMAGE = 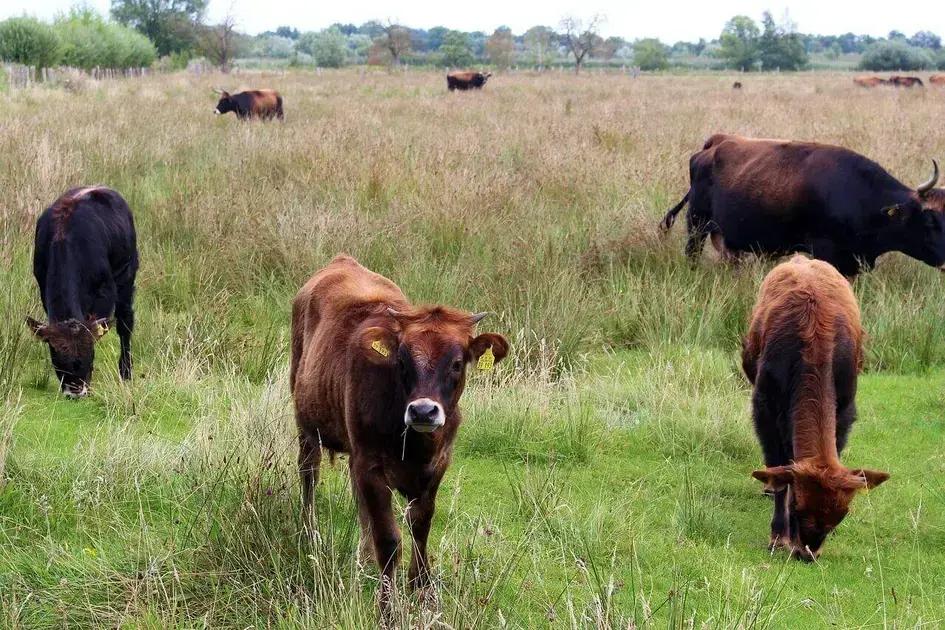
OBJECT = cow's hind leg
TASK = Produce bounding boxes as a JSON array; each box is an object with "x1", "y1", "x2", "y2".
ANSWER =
[
  {"x1": 299, "y1": 431, "x2": 322, "y2": 532},
  {"x1": 115, "y1": 281, "x2": 135, "y2": 380},
  {"x1": 684, "y1": 214, "x2": 710, "y2": 262}
]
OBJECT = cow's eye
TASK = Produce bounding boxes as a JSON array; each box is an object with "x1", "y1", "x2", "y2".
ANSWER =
[{"x1": 451, "y1": 359, "x2": 463, "y2": 373}]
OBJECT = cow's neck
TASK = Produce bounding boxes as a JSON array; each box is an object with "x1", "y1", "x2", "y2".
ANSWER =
[
  {"x1": 791, "y1": 369, "x2": 841, "y2": 466},
  {"x1": 45, "y1": 241, "x2": 86, "y2": 322}
]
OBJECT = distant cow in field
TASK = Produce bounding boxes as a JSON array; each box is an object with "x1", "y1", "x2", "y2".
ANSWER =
[
  {"x1": 743, "y1": 255, "x2": 888, "y2": 561},
  {"x1": 929, "y1": 74, "x2": 945, "y2": 86},
  {"x1": 447, "y1": 70, "x2": 492, "y2": 91},
  {"x1": 290, "y1": 254, "x2": 508, "y2": 613},
  {"x1": 27, "y1": 187, "x2": 139, "y2": 397},
  {"x1": 732, "y1": 81, "x2": 743, "y2": 89},
  {"x1": 213, "y1": 89, "x2": 284, "y2": 120},
  {"x1": 889, "y1": 75, "x2": 924, "y2": 87},
  {"x1": 853, "y1": 75, "x2": 887, "y2": 87},
  {"x1": 660, "y1": 133, "x2": 945, "y2": 276}
]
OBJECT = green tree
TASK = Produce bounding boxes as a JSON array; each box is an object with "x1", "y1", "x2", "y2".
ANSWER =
[
  {"x1": 859, "y1": 40, "x2": 933, "y2": 71},
  {"x1": 485, "y1": 27, "x2": 514, "y2": 69},
  {"x1": 55, "y1": 9, "x2": 156, "y2": 69},
  {"x1": 718, "y1": 15, "x2": 760, "y2": 71},
  {"x1": 440, "y1": 30, "x2": 473, "y2": 67},
  {"x1": 310, "y1": 27, "x2": 348, "y2": 68},
  {"x1": 633, "y1": 38, "x2": 669, "y2": 70},
  {"x1": 758, "y1": 11, "x2": 807, "y2": 70},
  {"x1": 523, "y1": 25, "x2": 554, "y2": 67},
  {"x1": 111, "y1": 0, "x2": 206, "y2": 56},
  {"x1": 0, "y1": 17, "x2": 61, "y2": 70}
]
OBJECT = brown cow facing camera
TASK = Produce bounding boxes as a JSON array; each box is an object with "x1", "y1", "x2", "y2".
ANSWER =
[
  {"x1": 743, "y1": 255, "x2": 888, "y2": 561},
  {"x1": 290, "y1": 254, "x2": 508, "y2": 612}
]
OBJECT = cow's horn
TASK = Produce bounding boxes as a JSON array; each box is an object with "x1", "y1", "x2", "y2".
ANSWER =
[
  {"x1": 917, "y1": 159, "x2": 939, "y2": 195},
  {"x1": 386, "y1": 307, "x2": 401, "y2": 317},
  {"x1": 471, "y1": 312, "x2": 490, "y2": 324}
]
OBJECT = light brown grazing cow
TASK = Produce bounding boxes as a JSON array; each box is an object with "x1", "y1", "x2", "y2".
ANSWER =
[
  {"x1": 853, "y1": 75, "x2": 888, "y2": 87},
  {"x1": 213, "y1": 89, "x2": 284, "y2": 120},
  {"x1": 929, "y1": 74, "x2": 945, "y2": 86},
  {"x1": 743, "y1": 255, "x2": 889, "y2": 561},
  {"x1": 290, "y1": 254, "x2": 508, "y2": 613}
]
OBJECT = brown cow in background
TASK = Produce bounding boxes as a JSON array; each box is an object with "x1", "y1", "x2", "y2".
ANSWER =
[
  {"x1": 213, "y1": 89, "x2": 284, "y2": 120},
  {"x1": 929, "y1": 74, "x2": 945, "y2": 86},
  {"x1": 290, "y1": 254, "x2": 508, "y2": 613},
  {"x1": 743, "y1": 255, "x2": 889, "y2": 561},
  {"x1": 447, "y1": 70, "x2": 492, "y2": 91},
  {"x1": 889, "y1": 75, "x2": 924, "y2": 87},
  {"x1": 853, "y1": 75, "x2": 888, "y2": 87}
]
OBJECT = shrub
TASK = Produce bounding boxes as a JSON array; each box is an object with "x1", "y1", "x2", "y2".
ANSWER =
[
  {"x1": 859, "y1": 40, "x2": 933, "y2": 71},
  {"x1": 633, "y1": 38, "x2": 669, "y2": 70},
  {"x1": 0, "y1": 16, "x2": 61, "y2": 69},
  {"x1": 55, "y1": 9, "x2": 156, "y2": 70}
]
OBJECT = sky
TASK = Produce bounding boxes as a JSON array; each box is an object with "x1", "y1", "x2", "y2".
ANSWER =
[{"x1": 4, "y1": 0, "x2": 945, "y2": 42}]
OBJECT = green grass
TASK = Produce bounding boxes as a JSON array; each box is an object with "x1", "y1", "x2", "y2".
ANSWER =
[
  {"x1": 1, "y1": 351, "x2": 943, "y2": 626},
  {"x1": 2, "y1": 69, "x2": 945, "y2": 626}
]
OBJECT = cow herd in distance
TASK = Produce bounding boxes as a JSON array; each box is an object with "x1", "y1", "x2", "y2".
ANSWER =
[{"x1": 26, "y1": 66, "x2": 945, "y2": 620}]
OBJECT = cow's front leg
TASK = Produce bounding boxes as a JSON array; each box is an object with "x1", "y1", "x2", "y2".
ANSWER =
[
  {"x1": 406, "y1": 486, "x2": 439, "y2": 591},
  {"x1": 353, "y1": 464, "x2": 400, "y2": 616}
]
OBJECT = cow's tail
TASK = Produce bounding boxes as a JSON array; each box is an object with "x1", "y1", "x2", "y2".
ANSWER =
[
  {"x1": 276, "y1": 95, "x2": 284, "y2": 120},
  {"x1": 660, "y1": 190, "x2": 690, "y2": 232}
]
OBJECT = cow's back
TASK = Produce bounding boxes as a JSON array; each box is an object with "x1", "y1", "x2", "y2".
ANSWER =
[{"x1": 291, "y1": 255, "x2": 408, "y2": 452}]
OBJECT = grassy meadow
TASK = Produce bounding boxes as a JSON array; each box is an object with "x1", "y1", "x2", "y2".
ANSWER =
[{"x1": 1, "y1": 68, "x2": 945, "y2": 627}]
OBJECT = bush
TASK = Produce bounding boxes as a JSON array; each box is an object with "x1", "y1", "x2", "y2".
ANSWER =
[
  {"x1": 633, "y1": 38, "x2": 669, "y2": 70},
  {"x1": 55, "y1": 9, "x2": 156, "y2": 70},
  {"x1": 860, "y1": 40, "x2": 933, "y2": 71},
  {"x1": 0, "y1": 16, "x2": 61, "y2": 69}
]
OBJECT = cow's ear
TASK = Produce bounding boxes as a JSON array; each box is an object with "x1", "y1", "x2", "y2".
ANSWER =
[
  {"x1": 751, "y1": 466, "x2": 794, "y2": 492},
  {"x1": 848, "y1": 468, "x2": 890, "y2": 490},
  {"x1": 359, "y1": 326, "x2": 398, "y2": 365},
  {"x1": 26, "y1": 316, "x2": 48, "y2": 340},
  {"x1": 469, "y1": 333, "x2": 509, "y2": 365},
  {"x1": 90, "y1": 317, "x2": 111, "y2": 341}
]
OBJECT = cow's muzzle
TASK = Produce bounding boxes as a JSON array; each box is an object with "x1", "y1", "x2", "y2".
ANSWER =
[
  {"x1": 63, "y1": 384, "x2": 89, "y2": 399},
  {"x1": 404, "y1": 398, "x2": 445, "y2": 433},
  {"x1": 213, "y1": 108, "x2": 220, "y2": 115}
]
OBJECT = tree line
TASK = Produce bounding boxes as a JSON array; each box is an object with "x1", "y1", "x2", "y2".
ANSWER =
[{"x1": 2, "y1": 4, "x2": 945, "y2": 75}]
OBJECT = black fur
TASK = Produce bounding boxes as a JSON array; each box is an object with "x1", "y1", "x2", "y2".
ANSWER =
[{"x1": 32, "y1": 188, "x2": 138, "y2": 393}]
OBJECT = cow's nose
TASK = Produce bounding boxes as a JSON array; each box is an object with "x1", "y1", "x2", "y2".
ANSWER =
[{"x1": 405, "y1": 398, "x2": 444, "y2": 432}]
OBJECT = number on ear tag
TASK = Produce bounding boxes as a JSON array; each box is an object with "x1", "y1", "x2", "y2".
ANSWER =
[
  {"x1": 477, "y1": 347, "x2": 495, "y2": 371},
  {"x1": 371, "y1": 340, "x2": 390, "y2": 357}
]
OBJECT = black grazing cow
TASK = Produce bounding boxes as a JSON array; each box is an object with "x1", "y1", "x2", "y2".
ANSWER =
[
  {"x1": 660, "y1": 133, "x2": 945, "y2": 276},
  {"x1": 213, "y1": 89, "x2": 284, "y2": 120},
  {"x1": 446, "y1": 70, "x2": 492, "y2": 91},
  {"x1": 889, "y1": 75, "x2": 924, "y2": 87},
  {"x1": 27, "y1": 187, "x2": 138, "y2": 397}
]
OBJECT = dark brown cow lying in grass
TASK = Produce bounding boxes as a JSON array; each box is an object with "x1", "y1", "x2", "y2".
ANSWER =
[
  {"x1": 27, "y1": 186, "x2": 138, "y2": 397},
  {"x1": 213, "y1": 89, "x2": 284, "y2": 120},
  {"x1": 290, "y1": 254, "x2": 508, "y2": 614},
  {"x1": 446, "y1": 70, "x2": 492, "y2": 91},
  {"x1": 743, "y1": 255, "x2": 888, "y2": 561}
]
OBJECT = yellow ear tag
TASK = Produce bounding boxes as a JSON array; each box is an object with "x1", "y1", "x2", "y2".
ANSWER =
[
  {"x1": 371, "y1": 339, "x2": 390, "y2": 358},
  {"x1": 95, "y1": 323, "x2": 107, "y2": 337},
  {"x1": 886, "y1": 206, "x2": 897, "y2": 216},
  {"x1": 477, "y1": 346, "x2": 495, "y2": 372}
]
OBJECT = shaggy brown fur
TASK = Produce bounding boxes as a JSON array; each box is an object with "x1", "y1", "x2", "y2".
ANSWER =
[
  {"x1": 51, "y1": 186, "x2": 108, "y2": 241},
  {"x1": 290, "y1": 254, "x2": 508, "y2": 614},
  {"x1": 744, "y1": 255, "x2": 888, "y2": 560}
]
